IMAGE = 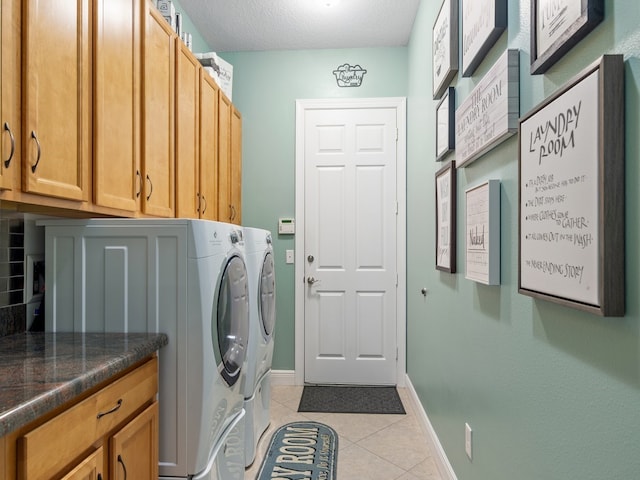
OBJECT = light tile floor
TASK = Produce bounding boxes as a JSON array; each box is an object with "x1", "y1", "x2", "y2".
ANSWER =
[{"x1": 245, "y1": 385, "x2": 444, "y2": 480}]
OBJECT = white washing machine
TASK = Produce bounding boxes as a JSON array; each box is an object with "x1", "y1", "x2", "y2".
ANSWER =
[
  {"x1": 40, "y1": 218, "x2": 249, "y2": 480},
  {"x1": 242, "y1": 226, "x2": 276, "y2": 467}
]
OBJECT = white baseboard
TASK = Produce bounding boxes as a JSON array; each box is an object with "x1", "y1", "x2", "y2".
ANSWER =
[
  {"x1": 270, "y1": 369, "x2": 297, "y2": 385},
  {"x1": 404, "y1": 375, "x2": 458, "y2": 480}
]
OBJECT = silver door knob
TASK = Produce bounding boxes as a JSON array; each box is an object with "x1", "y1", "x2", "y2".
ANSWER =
[{"x1": 307, "y1": 276, "x2": 318, "y2": 285}]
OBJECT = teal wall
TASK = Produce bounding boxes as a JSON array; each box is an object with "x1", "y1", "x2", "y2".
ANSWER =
[
  {"x1": 220, "y1": 48, "x2": 408, "y2": 369},
  {"x1": 407, "y1": 1, "x2": 640, "y2": 480},
  {"x1": 168, "y1": 0, "x2": 211, "y2": 53}
]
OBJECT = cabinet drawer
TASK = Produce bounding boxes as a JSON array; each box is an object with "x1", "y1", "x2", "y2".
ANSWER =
[{"x1": 19, "y1": 357, "x2": 157, "y2": 480}]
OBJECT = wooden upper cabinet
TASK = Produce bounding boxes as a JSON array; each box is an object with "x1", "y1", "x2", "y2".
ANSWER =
[
  {"x1": 0, "y1": 0, "x2": 21, "y2": 192},
  {"x1": 93, "y1": 0, "x2": 141, "y2": 212},
  {"x1": 199, "y1": 72, "x2": 219, "y2": 221},
  {"x1": 217, "y1": 91, "x2": 232, "y2": 222},
  {"x1": 23, "y1": 0, "x2": 90, "y2": 201},
  {"x1": 230, "y1": 105, "x2": 242, "y2": 224},
  {"x1": 174, "y1": 42, "x2": 200, "y2": 219},
  {"x1": 142, "y1": 4, "x2": 175, "y2": 217}
]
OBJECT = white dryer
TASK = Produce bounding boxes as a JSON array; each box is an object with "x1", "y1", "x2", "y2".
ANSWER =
[
  {"x1": 41, "y1": 219, "x2": 250, "y2": 480},
  {"x1": 242, "y1": 226, "x2": 276, "y2": 467}
]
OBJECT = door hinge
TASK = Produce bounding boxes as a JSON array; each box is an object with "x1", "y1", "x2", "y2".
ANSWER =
[
  {"x1": 396, "y1": 348, "x2": 399, "y2": 361},
  {"x1": 395, "y1": 128, "x2": 398, "y2": 142},
  {"x1": 396, "y1": 273, "x2": 398, "y2": 286}
]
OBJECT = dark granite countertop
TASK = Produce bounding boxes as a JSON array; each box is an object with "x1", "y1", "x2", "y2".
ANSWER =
[{"x1": 0, "y1": 332, "x2": 168, "y2": 437}]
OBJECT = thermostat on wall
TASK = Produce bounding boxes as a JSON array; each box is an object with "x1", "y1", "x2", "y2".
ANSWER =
[{"x1": 278, "y1": 218, "x2": 295, "y2": 235}]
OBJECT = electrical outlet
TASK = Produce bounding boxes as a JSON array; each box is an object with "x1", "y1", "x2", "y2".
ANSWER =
[{"x1": 465, "y1": 423, "x2": 473, "y2": 460}]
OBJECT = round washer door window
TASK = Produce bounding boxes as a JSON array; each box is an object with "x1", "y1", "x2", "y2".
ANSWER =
[
  {"x1": 259, "y1": 251, "x2": 276, "y2": 338},
  {"x1": 216, "y1": 255, "x2": 249, "y2": 386}
]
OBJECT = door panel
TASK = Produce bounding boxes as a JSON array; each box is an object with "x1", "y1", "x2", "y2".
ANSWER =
[{"x1": 304, "y1": 107, "x2": 398, "y2": 385}]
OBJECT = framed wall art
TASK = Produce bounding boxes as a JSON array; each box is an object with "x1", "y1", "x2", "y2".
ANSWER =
[
  {"x1": 436, "y1": 87, "x2": 455, "y2": 161},
  {"x1": 436, "y1": 161, "x2": 456, "y2": 273},
  {"x1": 465, "y1": 179, "x2": 500, "y2": 285},
  {"x1": 461, "y1": 0, "x2": 507, "y2": 77},
  {"x1": 433, "y1": 0, "x2": 458, "y2": 99},
  {"x1": 530, "y1": 0, "x2": 604, "y2": 74},
  {"x1": 518, "y1": 55, "x2": 624, "y2": 316},
  {"x1": 456, "y1": 49, "x2": 519, "y2": 168}
]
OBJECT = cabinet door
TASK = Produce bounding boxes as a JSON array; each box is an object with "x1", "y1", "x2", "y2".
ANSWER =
[
  {"x1": 23, "y1": 0, "x2": 90, "y2": 201},
  {"x1": 217, "y1": 91, "x2": 232, "y2": 222},
  {"x1": 110, "y1": 402, "x2": 159, "y2": 480},
  {"x1": 175, "y1": 42, "x2": 200, "y2": 219},
  {"x1": 199, "y1": 72, "x2": 219, "y2": 221},
  {"x1": 142, "y1": 6, "x2": 175, "y2": 217},
  {"x1": 230, "y1": 106, "x2": 242, "y2": 225},
  {"x1": 94, "y1": 0, "x2": 141, "y2": 212},
  {"x1": 0, "y1": 0, "x2": 20, "y2": 191},
  {"x1": 61, "y1": 448, "x2": 103, "y2": 480}
]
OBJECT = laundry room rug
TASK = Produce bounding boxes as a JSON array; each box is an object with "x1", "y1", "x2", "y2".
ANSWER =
[
  {"x1": 298, "y1": 385, "x2": 406, "y2": 414},
  {"x1": 256, "y1": 421, "x2": 338, "y2": 480}
]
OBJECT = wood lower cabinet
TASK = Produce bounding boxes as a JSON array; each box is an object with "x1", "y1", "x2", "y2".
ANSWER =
[
  {"x1": 23, "y1": 0, "x2": 91, "y2": 201},
  {"x1": 142, "y1": 4, "x2": 175, "y2": 217},
  {"x1": 61, "y1": 448, "x2": 103, "y2": 480},
  {"x1": 93, "y1": 0, "x2": 141, "y2": 212},
  {"x1": 110, "y1": 402, "x2": 158, "y2": 480},
  {"x1": 3, "y1": 357, "x2": 159, "y2": 480}
]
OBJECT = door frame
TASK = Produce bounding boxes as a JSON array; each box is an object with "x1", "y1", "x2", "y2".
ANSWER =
[{"x1": 294, "y1": 97, "x2": 407, "y2": 387}]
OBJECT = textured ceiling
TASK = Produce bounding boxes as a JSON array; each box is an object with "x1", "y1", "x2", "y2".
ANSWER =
[{"x1": 179, "y1": 0, "x2": 421, "y2": 52}]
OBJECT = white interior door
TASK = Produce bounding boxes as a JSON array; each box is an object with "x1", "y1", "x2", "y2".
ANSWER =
[{"x1": 301, "y1": 104, "x2": 399, "y2": 385}]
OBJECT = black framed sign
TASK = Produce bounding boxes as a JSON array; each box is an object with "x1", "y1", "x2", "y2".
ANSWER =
[
  {"x1": 433, "y1": 0, "x2": 458, "y2": 99},
  {"x1": 461, "y1": 0, "x2": 507, "y2": 77},
  {"x1": 436, "y1": 87, "x2": 455, "y2": 161},
  {"x1": 436, "y1": 161, "x2": 456, "y2": 273},
  {"x1": 518, "y1": 55, "x2": 624, "y2": 316},
  {"x1": 530, "y1": 0, "x2": 604, "y2": 75}
]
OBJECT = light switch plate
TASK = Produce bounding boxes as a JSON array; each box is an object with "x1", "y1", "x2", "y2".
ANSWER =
[{"x1": 285, "y1": 250, "x2": 294, "y2": 264}]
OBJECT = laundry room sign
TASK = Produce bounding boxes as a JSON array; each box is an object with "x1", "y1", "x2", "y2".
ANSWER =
[{"x1": 332, "y1": 63, "x2": 367, "y2": 87}]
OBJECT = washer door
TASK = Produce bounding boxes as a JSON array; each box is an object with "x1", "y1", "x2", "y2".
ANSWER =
[
  {"x1": 215, "y1": 255, "x2": 249, "y2": 386},
  {"x1": 259, "y1": 251, "x2": 276, "y2": 338}
]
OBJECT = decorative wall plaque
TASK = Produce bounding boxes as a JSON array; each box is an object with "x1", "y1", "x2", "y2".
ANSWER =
[
  {"x1": 455, "y1": 49, "x2": 519, "y2": 168},
  {"x1": 519, "y1": 55, "x2": 624, "y2": 316}
]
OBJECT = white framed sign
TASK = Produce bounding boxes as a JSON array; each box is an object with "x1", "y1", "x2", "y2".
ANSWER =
[
  {"x1": 461, "y1": 0, "x2": 507, "y2": 77},
  {"x1": 456, "y1": 49, "x2": 519, "y2": 168},
  {"x1": 518, "y1": 55, "x2": 624, "y2": 316},
  {"x1": 465, "y1": 179, "x2": 500, "y2": 285},
  {"x1": 436, "y1": 87, "x2": 455, "y2": 161},
  {"x1": 531, "y1": 0, "x2": 604, "y2": 74},
  {"x1": 436, "y1": 161, "x2": 456, "y2": 273},
  {"x1": 433, "y1": 0, "x2": 458, "y2": 99}
]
